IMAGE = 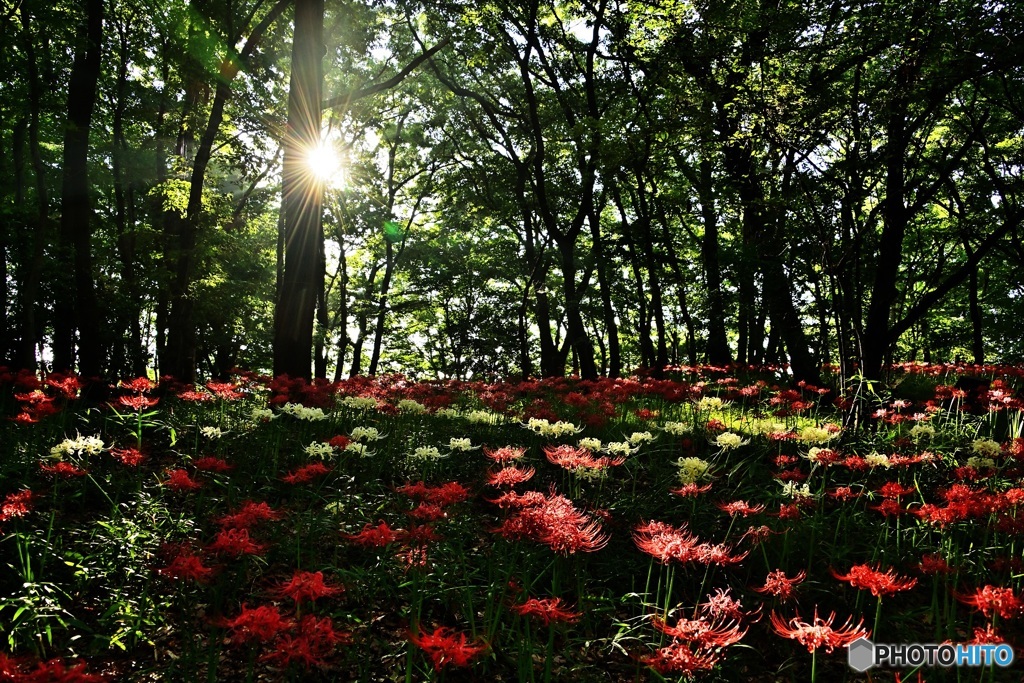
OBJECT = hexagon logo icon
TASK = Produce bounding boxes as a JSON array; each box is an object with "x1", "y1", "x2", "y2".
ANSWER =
[{"x1": 848, "y1": 637, "x2": 876, "y2": 672}]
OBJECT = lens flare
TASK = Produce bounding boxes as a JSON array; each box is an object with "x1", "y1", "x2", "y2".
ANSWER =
[{"x1": 306, "y1": 143, "x2": 342, "y2": 184}]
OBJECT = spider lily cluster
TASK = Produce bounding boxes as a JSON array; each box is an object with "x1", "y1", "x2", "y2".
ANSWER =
[{"x1": 0, "y1": 364, "x2": 1021, "y2": 681}]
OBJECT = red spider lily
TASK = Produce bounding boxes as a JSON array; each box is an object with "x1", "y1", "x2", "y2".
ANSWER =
[
  {"x1": 1008, "y1": 437, "x2": 1024, "y2": 460},
  {"x1": 396, "y1": 481, "x2": 470, "y2": 507},
  {"x1": 156, "y1": 548, "x2": 215, "y2": 584},
  {"x1": 910, "y1": 503, "x2": 965, "y2": 528},
  {"x1": 826, "y1": 486, "x2": 862, "y2": 501},
  {"x1": 121, "y1": 377, "x2": 155, "y2": 393},
  {"x1": 281, "y1": 462, "x2": 332, "y2": 484},
  {"x1": 3, "y1": 656, "x2": 106, "y2": 682},
  {"x1": 918, "y1": 554, "x2": 954, "y2": 575},
  {"x1": 937, "y1": 485, "x2": 1005, "y2": 517},
  {"x1": 39, "y1": 461, "x2": 87, "y2": 478},
  {"x1": 809, "y1": 448, "x2": 842, "y2": 466},
  {"x1": 968, "y1": 624, "x2": 1006, "y2": 645},
  {"x1": 1, "y1": 490, "x2": 37, "y2": 522},
  {"x1": 509, "y1": 597, "x2": 581, "y2": 626},
  {"x1": 775, "y1": 467, "x2": 808, "y2": 482},
  {"x1": 831, "y1": 564, "x2": 918, "y2": 597},
  {"x1": 163, "y1": 469, "x2": 202, "y2": 492},
  {"x1": 45, "y1": 373, "x2": 81, "y2": 399},
  {"x1": 741, "y1": 525, "x2": 775, "y2": 545},
  {"x1": 543, "y1": 444, "x2": 624, "y2": 470},
  {"x1": 486, "y1": 465, "x2": 536, "y2": 488},
  {"x1": 207, "y1": 528, "x2": 268, "y2": 557},
  {"x1": 177, "y1": 390, "x2": 216, "y2": 402},
  {"x1": 409, "y1": 626, "x2": 488, "y2": 671},
  {"x1": 770, "y1": 607, "x2": 868, "y2": 653},
  {"x1": 14, "y1": 389, "x2": 50, "y2": 405},
  {"x1": 670, "y1": 482, "x2": 712, "y2": 497},
  {"x1": 1002, "y1": 488, "x2": 1024, "y2": 506},
  {"x1": 652, "y1": 613, "x2": 746, "y2": 646},
  {"x1": 694, "y1": 542, "x2": 749, "y2": 566},
  {"x1": 700, "y1": 587, "x2": 759, "y2": 622},
  {"x1": 109, "y1": 447, "x2": 145, "y2": 466},
  {"x1": 206, "y1": 381, "x2": 243, "y2": 400},
  {"x1": 396, "y1": 545, "x2": 431, "y2": 570},
  {"x1": 222, "y1": 604, "x2": 293, "y2": 644},
  {"x1": 776, "y1": 503, "x2": 801, "y2": 520},
  {"x1": 273, "y1": 570, "x2": 343, "y2": 604},
  {"x1": 344, "y1": 520, "x2": 404, "y2": 547},
  {"x1": 841, "y1": 455, "x2": 870, "y2": 470},
  {"x1": 877, "y1": 481, "x2": 916, "y2": 498},
  {"x1": 193, "y1": 456, "x2": 234, "y2": 473},
  {"x1": 870, "y1": 499, "x2": 905, "y2": 517},
  {"x1": 632, "y1": 521, "x2": 699, "y2": 564},
  {"x1": 495, "y1": 489, "x2": 609, "y2": 555},
  {"x1": 483, "y1": 446, "x2": 527, "y2": 463},
  {"x1": 487, "y1": 490, "x2": 547, "y2": 509},
  {"x1": 639, "y1": 642, "x2": 720, "y2": 676},
  {"x1": 755, "y1": 569, "x2": 806, "y2": 602},
  {"x1": 217, "y1": 501, "x2": 283, "y2": 529},
  {"x1": 952, "y1": 585, "x2": 1024, "y2": 619},
  {"x1": 402, "y1": 524, "x2": 443, "y2": 546},
  {"x1": 328, "y1": 434, "x2": 351, "y2": 450},
  {"x1": 261, "y1": 614, "x2": 351, "y2": 670},
  {"x1": 117, "y1": 394, "x2": 159, "y2": 411},
  {"x1": 407, "y1": 502, "x2": 446, "y2": 521},
  {"x1": 715, "y1": 499, "x2": 765, "y2": 517}
]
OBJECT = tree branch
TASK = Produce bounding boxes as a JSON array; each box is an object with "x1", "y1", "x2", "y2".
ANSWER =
[{"x1": 321, "y1": 37, "x2": 451, "y2": 111}]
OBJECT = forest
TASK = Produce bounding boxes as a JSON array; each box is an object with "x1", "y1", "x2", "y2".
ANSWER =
[{"x1": 1, "y1": 0, "x2": 1023, "y2": 384}]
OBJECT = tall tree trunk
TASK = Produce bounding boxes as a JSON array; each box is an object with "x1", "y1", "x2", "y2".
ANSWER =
[
  {"x1": 698, "y1": 156, "x2": 731, "y2": 365},
  {"x1": 112, "y1": 17, "x2": 143, "y2": 377},
  {"x1": 164, "y1": 0, "x2": 290, "y2": 381},
  {"x1": 53, "y1": 0, "x2": 104, "y2": 377},
  {"x1": 314, "y1": 234, "x2": 330, "y2": 379},
  {"x1": 516, "y1": 178, "x2": 557, "y2": 377},
  {"x1": 967, "y1": 259, "x2": 984, "y2": 365},
  {"x1": 331, "y1": 233, "x2": 349, "y2": 382},
  {"x1": 656, "y1": 208, "x2": 699, "y2": 368},
  {"x1": 633, "y1": 181, "x2": 668, "y2": 376},
  {"x1": 613, "y1": 186, "x2": 653, "y2": 369},
  {"x1": 273, "y1": 0, "x2": 324, "y2": 379},
  {"x1": 555, "y1": 237, "x2": 597, "y2": 380},
  {"x1": 588, "y1": 206, "x2": 620, "y2": 377},
  {"x1": 17, "y1": 7, "x2": 49, "y2": 371},
  {"x1": 349, "y1": 315, "x2": 367, "y2": 377},
  {"x1": 862, "y1": 107, "x2": 909, "y2": 380},
  {"x1": 151, "y1": 43, "x2": 171, "y2": 376},
  {"x1": 368, "y1": 237, "x2": 397, "y2": 375}
]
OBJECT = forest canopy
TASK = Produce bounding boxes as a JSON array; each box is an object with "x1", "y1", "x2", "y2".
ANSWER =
[{"x1": 1, "y1": 0, "x2": 1022, "y2": 383}]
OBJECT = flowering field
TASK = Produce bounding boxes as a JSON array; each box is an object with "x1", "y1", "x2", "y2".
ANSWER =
[{"x1": 1, "y1": 365, "x2": 1022, "y2": 682}]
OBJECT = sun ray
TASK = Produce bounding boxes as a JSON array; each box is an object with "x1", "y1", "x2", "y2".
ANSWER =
[{"x1": 306, "y1": 142, "x2": 343, "y2": 186}]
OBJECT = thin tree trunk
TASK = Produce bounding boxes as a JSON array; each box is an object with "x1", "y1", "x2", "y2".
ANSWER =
[
  {"x1": 112, "y1": 18, "x2": 145, "y2": 377},
  {"x1": 588, "y1": 204, "x2": 619, "y2": 377},
  {"x1": 633, "y1": 181, "x2": 668, "y2": 376},
  {"x1": 16, "y1": 8, "x2": 48, "y2": 371},
  {"x1": 698, "y1": 156, "x2": 731, "y2": 365},
  {"x1": 613, "y1": 186, "x2": 653, "y2": 369},
  {"x1": 967, "y1": 260, "x2": 984, "y2": 365},
  {"x1": 349, "y1": 315, "x2": 367, "y2": 377}
]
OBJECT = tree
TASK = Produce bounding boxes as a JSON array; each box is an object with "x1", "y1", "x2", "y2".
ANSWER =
[{"x1": 273, "y1": 0, "x2": 325, "y2": 380}]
